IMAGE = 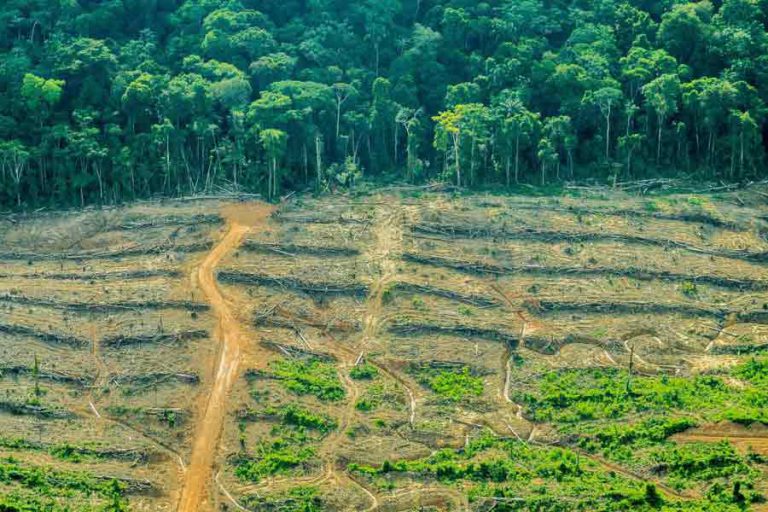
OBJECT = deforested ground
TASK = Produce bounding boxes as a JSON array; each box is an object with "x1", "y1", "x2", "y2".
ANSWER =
[{"x1": 1, "y1": 187, "x2": 768, "y2": 511}]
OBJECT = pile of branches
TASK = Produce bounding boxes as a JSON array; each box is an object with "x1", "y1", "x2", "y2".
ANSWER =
[
  {"x1": 409, "y1": 222, "x2": 768, "y2": 263},
  {"x1": 94, "y1": 475, "x2": 156, "y2": 495},
  {"x1": 261, "y1": 340, "x2": 336, "y2": 362},
  {"x1": 219, "y1": 271, "x2": 369, "y2": 298},
  {"x1": 0, "y1": 294, "x2": 209, "y2": 313},
  {"x1": 1, "y1": 269, "x2": 183, "y2": 281},
  {"x1": 0, "y1": 400, "x2": 73, "y2": 419},
  {"x1": 402, "y1": 253, "x2": 768, "y2": 290},
  {"x1": 0, "y1": 241, "x2": 213, "y2": 262},
  {"x1": 0, "y1": 323, "x2": 87, "y2": 348},
  {"x1": 388, "y1": 321, "x2": 517, "y2": 344},
  {"x1": 391, "y1": 282, "x2": 499, "y2": 307},
  {"x1": 709, "y1": 342, "x2": 768, "y2": 355},
  {"x1": 240, "y1": 241, "x2": 360, "y2": 258},
  {"x1": 0, "y1": 365, "x2": 91, "y2": 387},
  {"x1": 116, "y1": 214, "x2": 222, "y2": 230},
  {"x1": 102, "y1": 329, "x2": 208, "y2": 348},
  {"x1": 109, "y1": 372, "x2": 199, "y2": 388},
  {"x1": 521, "y1": 334, "x2": 625, "y2": 356},
  {"x1": 532, "y1": 300, "x2": 724, "y2": 319},
  {"x1": 254, "y1": 303, "x2": 360, "y2": 333},
  {"x1": 505, "y1": 202, "x2": 743, "y2": 230}
]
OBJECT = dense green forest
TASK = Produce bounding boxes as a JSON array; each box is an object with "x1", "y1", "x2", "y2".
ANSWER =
[{"x1": 2, "y1": 0, "x2": 768, "y2": 206}]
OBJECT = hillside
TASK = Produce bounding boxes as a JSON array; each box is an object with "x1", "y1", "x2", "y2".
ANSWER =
[{"x1": 1, "y1": 186, "x2": 768, "y2": 510}]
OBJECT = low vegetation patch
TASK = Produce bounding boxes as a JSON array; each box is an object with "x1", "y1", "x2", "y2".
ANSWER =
[
  {"x1": 411, "y1": 365, "x2": 484, "y2": 402},
  {"x1": 515, "y1": 363, "x2": 767, "y2": 424},
  {"x1": 349, "y1": 363, "x2": 378, "y2": 380},
  {"x1": 349, "y1": 430, "x2": 755, "y2": 511},
  {"x1": 255, "y1": 358, "x2": 345, "y2": 401}
]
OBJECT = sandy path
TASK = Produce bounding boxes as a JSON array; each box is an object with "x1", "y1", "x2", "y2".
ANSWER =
[{"x1": 177, "y1": 222, "x2": 250, "y2": 511}]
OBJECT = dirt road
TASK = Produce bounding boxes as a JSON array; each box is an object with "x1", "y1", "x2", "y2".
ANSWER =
[{"x1": 178, "y1": 203, "x2": 272, "y2": 512}]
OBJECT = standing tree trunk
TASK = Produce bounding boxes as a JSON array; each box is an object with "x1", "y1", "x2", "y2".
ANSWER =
[
  {"x1": 453, "y1": 133, "x2": 461, "y2": 187},
  {"x1": 605, "y1": 105, "x2": 611, "y2": 161},
  {"x1": 505, "y1": 156, "x2": 510, "y2": 187},
  {"x1": 514, "y1": 133, "x2": 520, "y2": 184},
  {"x1": 315, "y1": 135, "x2": 323, "y2": 191},
  {"x1": 656, "y1": 116, "x2": 663, "y2": 164}
]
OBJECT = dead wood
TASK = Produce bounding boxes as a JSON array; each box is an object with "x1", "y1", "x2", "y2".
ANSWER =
[
  {"x1": 218, "y1": 271, "x2": 369, "y2": 298},
  {"x1": 402, "y1": 253, "x2": 768, "y2": 290},
  {"x1": 0, "y1": 400, "x2": 74, "y2": 419},
  {"x1": 240, "y1": 241, "x2": 360, "y2": 257},
  {"x1": 533, "y1": 300, "x2": 724, "y2": 318},
  {"x1": 0, "y1": 323, "x2": 88, "y2": 348},
  {"x1": 260, "y1": 340, "x2": 336, "y2": 362},
  {"x1": 391, "y1": 282, "x2": 499, "y2": 307},
  {"x1": 0, "y1": 294, "x2": 209, "y2": 313},
  {"x1": 102, "y1": 330, "x2": 208, "y2": 348},
  {"x1": 0, "y1": 366, "x2": 91, "y2": 386},
  {"x1": 409, "y1": 223, "x2": 768, "y2": 263}
]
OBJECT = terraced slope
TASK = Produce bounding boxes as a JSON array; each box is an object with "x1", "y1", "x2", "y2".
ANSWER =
[{"x1": 2, "y1": 189, "x2": 768, "y2": 511}]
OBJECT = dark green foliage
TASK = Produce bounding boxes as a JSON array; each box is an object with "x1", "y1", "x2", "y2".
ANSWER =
[
  {"x1": 577, "y1": 417, "x2": 697, "y2": 455},
  {"x1": 262, "y1": 405, "x2": 337, "y2": 434},
  {"x1": 3, "y1": 0, "x2": 768, "y2": 207},
  {"x1": 349, "y1": 363, "x2": 378, "y2": 380}
]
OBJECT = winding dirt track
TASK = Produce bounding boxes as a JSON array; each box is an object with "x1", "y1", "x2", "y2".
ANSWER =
[
  {"x1": 178, "y1": 203, "x2": 272, "y2": 512},
  {"x1": 177, "y1": 222, "x2": 249, "y2": 511}
]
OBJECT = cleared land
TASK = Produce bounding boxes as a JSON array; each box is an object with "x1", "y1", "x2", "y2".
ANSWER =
[{"x1": 1, "y1": 188, "x2": 768, "y2": 511}]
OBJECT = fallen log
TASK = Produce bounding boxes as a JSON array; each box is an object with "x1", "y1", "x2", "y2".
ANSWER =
[
  {"x1": 534, "y1": 300, "x2": 724, "y2": 318},
  {"x1": 0, "y1": 400, "x2": 74, "y2": 419},
  {"x1": 390, "y1": 282, "x2": 499, "y2": 307},
  {"x1": 0, "y1": 323, "x2": 88, "y2": 348},
  {"x1": 0, "y1": 241, "x2": 213, "y2": 263},
  {"x1": 102, "y1": 329, "x2": 208, "y2": 348},
  {"x1": 388, "y1": 322, "x2": 518, "y2": 344},
  {"x1": 0, "y1": 269, "x2": 182, "y2": 281},
  {"x1": 402, "y1": 253, "x2": 768, "y2": 291},
  {"x1": 0, "y1": 294, "x2": 209, "y2": 313},
  {"x1": 260, "y1": 341, "x2": 336, "y2": 362},
  {"x1": 0, "y1": 366, "x2": 91, "y2": 387},
  {"x1": 410, "y1": 223, "x2": 768, "y2": 263},
  {"x1": 218, "y1": 271, "x2": 369, "y2": 298},
  {"x1": 116, "y1": 214, "x2": 222, "y2": 230},
  {"x1": 240, "y1": 241, "x2": 360, "y2": 257},
  {"x1": 110, "y1": 372, "x2": 200, "y2": 387}
]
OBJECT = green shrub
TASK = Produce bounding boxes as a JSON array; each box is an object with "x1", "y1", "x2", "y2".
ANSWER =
[
  {"x1": 234, "y1": 441, "x2": 315, "y2": 482},
  {"x1": 264, "y1": 404, "x2": 337, "y2": 433},
  {"x1": 355, "y1": 398, "x2": 374, "y2": 411},
  {"x1": 680, "y1": 281, "x2": 698, "y2": 297},
  {"x1": 414, "y1": 366, "x2": 483, "y2": 402},
  {"x1": 267, "y1": 359, "x2": 345, "y2": 401},
  {"x1": 515, "y1": 368, "x2": 760, "y2": 423},
  {"x1": 350, "y1": 363, "x2": 378, "y2": 380}
]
